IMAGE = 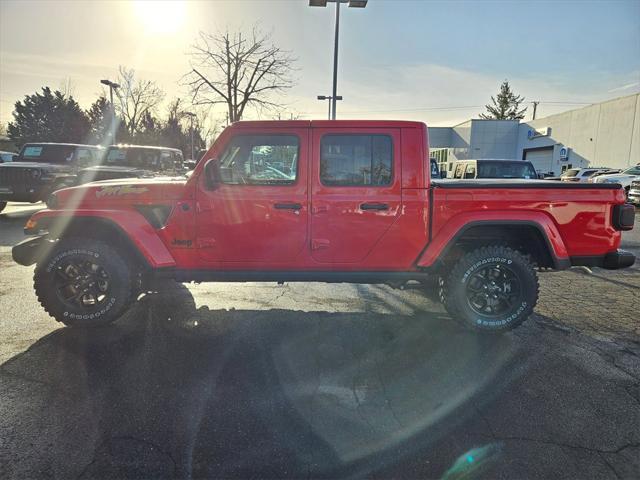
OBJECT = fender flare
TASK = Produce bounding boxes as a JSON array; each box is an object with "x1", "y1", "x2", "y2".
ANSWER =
[
  {"x1": 416, "y1": 211, "x2": 570, "y2": 270},
  {"x1": 25, "y1": 209, "x2": 176, "y2": 268}
]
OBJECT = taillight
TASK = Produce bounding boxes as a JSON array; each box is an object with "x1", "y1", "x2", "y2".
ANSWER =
[{"x1": 612, "y1": 204, "x2": 635, "y2": 231}]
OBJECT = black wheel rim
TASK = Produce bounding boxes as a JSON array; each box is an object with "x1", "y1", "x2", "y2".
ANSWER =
[
  {"x1": 54, "y1": 258, "x2": 111, "y2": 310},
  {"x1": 465, "y1": 264, "x2": 521, "y2": 317}
]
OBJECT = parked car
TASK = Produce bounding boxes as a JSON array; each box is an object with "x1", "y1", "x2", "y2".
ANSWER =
[
  {"x1": 0, "y1": 143, "x2": 102, "y2": 213},
  {"x1": 589, "y1": 164, "x2": 640, "y2": 191},
  {"x1": 0, "y1": 151, "x2": 18, "y2": 163},
  {"x1": 627, "y1": 179, "x2": 640, "y2": 206},
  {"x1": 12, "y1": 120, "x2": 635, "y2": 333},
  {"x1": 451, "y1": 159, "x2": 538, "y2": 180},
  {"x1": 76, "y1": 145, "x2": 185, "y2": 184},
  {"x1": 559, "y1": 167, "x2": 617, "y2": 183}
]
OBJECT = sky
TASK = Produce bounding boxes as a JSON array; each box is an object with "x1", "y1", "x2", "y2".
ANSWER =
[{"x1": 1, "y1": 0, "x2": 639, "y2": 129}]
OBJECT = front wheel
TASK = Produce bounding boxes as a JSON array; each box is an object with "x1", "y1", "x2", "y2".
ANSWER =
[
  {"x1": 34, "y1": 237, "x2": 134, "y2": 327},
  {"x1": 442, "y1": 246, "x2": 538, "y2": 332}
]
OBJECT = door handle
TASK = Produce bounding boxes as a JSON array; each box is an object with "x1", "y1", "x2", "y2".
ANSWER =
[
  {"x1": 360, "y1": 203, "x2": 389, "y2": 211},
  {"x1": 274, "y1": 202, "x2": 302, "y2": 210}
]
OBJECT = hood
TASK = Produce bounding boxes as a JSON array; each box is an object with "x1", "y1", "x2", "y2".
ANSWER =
[
  {"x1": 594, "y1": 173, "x2": 637, "y2": 182},
  {"x1": 49, "y1": 177, "x2": 187, "y2": 209},
  {"x1": 80, "y1": 165, "x2": 144, "y2": 173}
]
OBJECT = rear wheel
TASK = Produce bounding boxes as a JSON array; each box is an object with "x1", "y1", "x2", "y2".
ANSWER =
[
  {"x1": 34, "y1": 237, "x2": 134, "y2": 327},
  {"x1": 442, "y1": 246, "x2": 538, "y2": 332}
]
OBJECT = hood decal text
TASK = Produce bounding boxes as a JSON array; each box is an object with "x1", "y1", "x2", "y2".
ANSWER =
[{"x1": 96, "y1": 185, "x2": 149, "y2": 198}]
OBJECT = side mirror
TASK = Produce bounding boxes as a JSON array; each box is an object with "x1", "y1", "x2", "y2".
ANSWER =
[{"x1": 204, "y1": 158, "x2": 221, "y2": 189}]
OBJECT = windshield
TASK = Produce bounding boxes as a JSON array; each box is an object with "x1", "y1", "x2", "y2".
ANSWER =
[
  {"x1": 562, "y1": 169, "x2": 580, "y2": 177},
  {"x1": 18, "y1": 144, "x2": 76, "y2": 164},
  {"x1": 477, "y1": 161, "x2": 537, "y2": 179},
  {"x1": 105, "y1": 147, "x2": 174, "y2": 171},
  {"x1": 622, "y1": 166, "x2": 640, "y2": 175}
]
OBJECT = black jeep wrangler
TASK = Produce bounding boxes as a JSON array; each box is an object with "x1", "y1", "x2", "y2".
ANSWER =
[
  {"x1": 0, "y1": 143, "x2": 102, "y2": 213},
  {"x1": 76, "y1": 144, "x2": 185, "y2": 184}
]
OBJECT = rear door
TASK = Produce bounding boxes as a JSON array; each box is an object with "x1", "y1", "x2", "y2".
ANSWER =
[{"x1": 310, "y1": 128, "x2": 402, "y2": 264}]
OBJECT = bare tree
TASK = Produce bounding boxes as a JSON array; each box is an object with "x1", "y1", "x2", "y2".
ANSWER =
[
  {"x1": 58, "y1": 78, "x2": 76, "y2": 98},
  {"x1": 184, "y1": 27, "x2": 296, "y2": 123},
  {"x1": 115, "y1": 66, "x2": 165, "y2": 136}
]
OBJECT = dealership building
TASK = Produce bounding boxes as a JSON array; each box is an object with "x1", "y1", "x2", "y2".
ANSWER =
[{"x1": 428, "y1": 92, "x2": 640, "y2": 177}]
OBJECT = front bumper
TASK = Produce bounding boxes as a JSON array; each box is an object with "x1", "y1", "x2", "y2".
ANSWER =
[
  {"x1": 0, "y1": 183, "x2": 48, "y2": 202},
  {"x1": 571, "y1": 250, "x2": 636, "y2": 270},
  {"x1": 12, "y1": 235, "x2": 55, "y2": 266}
]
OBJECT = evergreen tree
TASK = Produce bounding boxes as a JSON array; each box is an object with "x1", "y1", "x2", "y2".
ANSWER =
[
  {"x1": 86, "y1": 96, "x2": 112, "y2": 144},
  {"x1": 7, "y1": 87, "x2": 90, "y2": 145},
  {"x1": 480, "y1": 80, "x2": 527, "y2": 120}
]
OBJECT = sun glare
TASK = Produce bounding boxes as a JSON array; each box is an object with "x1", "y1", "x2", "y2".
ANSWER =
[{"x1": 132, "y1": 0, "x2": 187, "y2": 35}]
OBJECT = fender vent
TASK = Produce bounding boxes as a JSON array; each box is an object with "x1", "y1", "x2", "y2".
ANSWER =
[{"x1": 135, "y1": 205, "x2": 173, "y2": 229}]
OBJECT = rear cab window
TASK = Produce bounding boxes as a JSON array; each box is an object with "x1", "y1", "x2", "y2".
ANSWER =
[
  {"x1": 477, "y1": 161, "x2": 536, "y2": 179},
  {"x1": 319, "y1": 134, "x2": 392, "y2": 186},
  {"x1": 463, "y1": 164, "x2": 476, "y2": 179},
  {"x1": 453, "y1": 163, "x2": 465, "y2": 179}
]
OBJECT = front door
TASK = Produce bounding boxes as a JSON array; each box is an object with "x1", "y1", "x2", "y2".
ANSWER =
[
  {"x1": 196, "y1": 130, "x2": 309, "y2": 265},
  {"x1": 310, "y1": 128, "x2": 402, "y2": 264}
]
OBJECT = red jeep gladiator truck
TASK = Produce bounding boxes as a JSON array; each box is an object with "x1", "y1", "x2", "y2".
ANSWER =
[{"x1": 12, "y1": 120, "x2": 636, "y2": 332}]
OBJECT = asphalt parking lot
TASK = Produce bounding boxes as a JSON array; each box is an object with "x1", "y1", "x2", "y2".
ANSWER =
[{"x1": 1, "y1": 202, "x2": 639, "y2": 479}]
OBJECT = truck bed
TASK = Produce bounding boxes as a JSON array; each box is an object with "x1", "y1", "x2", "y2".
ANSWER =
[{"x1": 432, "y1": 179, "x2": 621, "y2": 189}]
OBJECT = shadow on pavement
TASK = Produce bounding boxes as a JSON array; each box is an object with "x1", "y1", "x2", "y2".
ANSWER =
[{"x1": 1, "y1": 284, "x2": 518, "y2": 479}]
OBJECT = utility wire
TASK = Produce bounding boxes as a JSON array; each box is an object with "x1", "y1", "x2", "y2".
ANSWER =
[{"x1": 299, "y1": 100, "x2": 594, "y2": 116}]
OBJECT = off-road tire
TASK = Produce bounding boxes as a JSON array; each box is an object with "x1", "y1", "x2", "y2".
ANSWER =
[
  {"x1": 442, "y1": 245, "x2": 538, "y2": 332},
  {"x1": 0, "y1": 201, "x2": 6, "y2": 213},
  {"x1": 34, "y1": 237, "x2": 134, "y2": 327}
]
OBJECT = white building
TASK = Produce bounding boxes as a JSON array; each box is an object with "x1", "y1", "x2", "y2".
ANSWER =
[{"x1": 429, "y1": 93, "x2": 640, "y2": 177}]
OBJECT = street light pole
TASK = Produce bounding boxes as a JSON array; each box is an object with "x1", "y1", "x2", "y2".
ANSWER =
[
  {"x1": 309, "y1": 0, "x2": 367, "y2": 120},
  {"x1": 183, "y1": 112, "x2": 196, "y2": 160},
  {"x1": 317, "y1": 95, "x2": 343, "y2": 120},
  {"x1": 331, "y1": 1, "x2": 340, "y2": 120},
  {"x1": 100, "y1": 79, "x2": 120, "y2": 144}
]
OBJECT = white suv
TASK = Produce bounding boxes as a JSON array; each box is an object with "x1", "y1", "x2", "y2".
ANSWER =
[
  {"x1": 590, "y1": 164, "x2": 640, "y2": 191},
  {"x1": 560, "y1": 167, "x2": 616, "y2": 182},
  {"x1": 628, "y1": 179, "x2": 640, "y2": 206}
]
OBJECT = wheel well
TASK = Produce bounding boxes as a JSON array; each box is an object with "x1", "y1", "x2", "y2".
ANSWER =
[
  {"x1": 43, "y1": 217, "x2": 150, "y2": 271},
  {"x1": 438, "y1": 224, "x2": 555, "y2": 269}
]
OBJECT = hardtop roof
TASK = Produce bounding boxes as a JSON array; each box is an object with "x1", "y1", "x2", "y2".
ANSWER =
[
  {"x1": 231, "y1": 120, "x2": 427, "y2": 129},
  {"x1": 108, "y1": 144, "x2": 182, "y2": 152},
  {"x1": 21, "y1": 142, "x2": 102, "y2": 149}
]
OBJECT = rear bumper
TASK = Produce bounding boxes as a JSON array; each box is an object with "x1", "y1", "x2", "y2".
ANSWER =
[{"x1": 571, "y1": 250, "x2": 636, "y2": 270}]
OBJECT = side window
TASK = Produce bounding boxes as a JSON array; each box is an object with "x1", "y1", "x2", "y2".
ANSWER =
[
  {"x1": 453, "y1": 163, "x2": 465, "y2": 179},
  {"x1": 75, "y1": 148, "x2": 93, "y2": 166},
  {"x1": 174, "y1": 151, "x2": 184, "y2": 169},
  {"x1": 320, "y1": 134, "x2": 392, "y2": 186},
  {"x1": 463, "y1": 164, "x2": 476, "y2": 179},
  {"x1": 219, "y1": 135, "x2": 299, "y2": 185},
  {"x1": 160, "y1": 151, "x2": 173, "y2": 170}
]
